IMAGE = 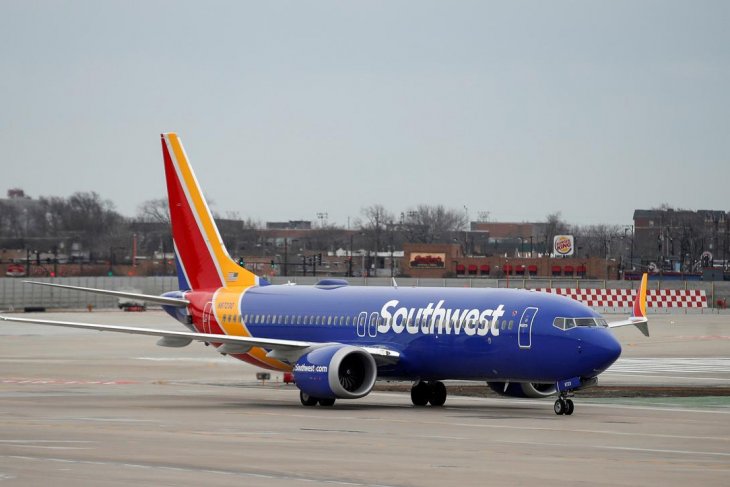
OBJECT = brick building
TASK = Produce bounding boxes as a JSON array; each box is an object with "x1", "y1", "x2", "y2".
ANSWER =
[{"x1": 402, "y1": 243, "x2": 616, "y2": 280}]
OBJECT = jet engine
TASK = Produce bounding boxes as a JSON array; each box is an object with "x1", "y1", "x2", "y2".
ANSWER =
[
  {"x1": 293, "y1": 345, "x2": 377, "y2": 400},
  {"x1": 487, "y1": 381, "x2": 557, "y2": 398}
]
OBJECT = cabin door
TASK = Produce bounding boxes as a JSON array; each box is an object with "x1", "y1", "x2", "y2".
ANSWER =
[
  {"x1": 202, "y1": 301, "x2": 213, "y2": 334},
  {"x1": 518, "y1": 307, "x2": 538, "y2": 349},
  {"x1": 357, "y1": 312, "x2": 367, "y2": 337}
]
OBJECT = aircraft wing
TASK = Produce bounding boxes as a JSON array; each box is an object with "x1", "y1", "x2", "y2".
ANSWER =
[
  {"x1": 606, "y1": 273, "x2": 650, "y2": 337},
  {"x1": 0, "y1": 315, "x2": 400, "y2": 365},
  {"x1": 23, "y1": 281, "x2": 189, "y2": 307}
]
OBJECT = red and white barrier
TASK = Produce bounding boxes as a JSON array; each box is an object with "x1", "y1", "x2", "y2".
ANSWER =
[{"x1": 535, "y1": 288, "x2": 707, "y2": 309}]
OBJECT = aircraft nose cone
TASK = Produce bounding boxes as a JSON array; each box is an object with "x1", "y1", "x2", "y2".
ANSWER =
[{"x1": 586, "y1": 332, "x2": 622, "y2": 375}]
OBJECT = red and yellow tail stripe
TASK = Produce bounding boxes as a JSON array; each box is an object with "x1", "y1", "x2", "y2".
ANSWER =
[
  {"x1": 161, "y1": 133, "x2": 286, "y2": 369},
  {"x1": 162, "y1": 133, "x2": 260, "y2": 290}
]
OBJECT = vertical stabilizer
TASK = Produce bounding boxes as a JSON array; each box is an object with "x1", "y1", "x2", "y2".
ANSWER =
[{"x1": 161, "y1": 133, "x2": 260, "y2": 290}]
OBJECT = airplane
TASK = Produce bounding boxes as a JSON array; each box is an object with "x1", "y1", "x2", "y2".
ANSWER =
[{"x1": 0, "y1": 133, "x2": 650, "y2": 415}]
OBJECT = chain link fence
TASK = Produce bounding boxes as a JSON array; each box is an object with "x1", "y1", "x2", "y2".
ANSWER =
[{"x1": 1, "y1": 276, "x2": 727, "y2": 311}]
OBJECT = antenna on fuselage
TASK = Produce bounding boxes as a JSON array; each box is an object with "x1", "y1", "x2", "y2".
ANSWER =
[{"x1": 391, "y1": 277, "x2": 398, "y2": 289}]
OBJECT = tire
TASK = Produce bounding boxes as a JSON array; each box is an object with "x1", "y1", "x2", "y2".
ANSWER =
[
  {"x1": 428, "y1": 381, "x2": 447, "y2": 407},
  {"x1": 554, "y1": 398, "x2": 565, "y2": 415},
  {"x1": 410, "y1": 382, "x2": 430, "y2": 406},
  {"x1": 565, "y1": 399, "x2": 574, "y2": 415},
  {"x1": 300, "y1": 391, "x2": 318, "y2": 407},
  {"x1": 318, "y1": 398, "x2": 336, "y2": 407}
]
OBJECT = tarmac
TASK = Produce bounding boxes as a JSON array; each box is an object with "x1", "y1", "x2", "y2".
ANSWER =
[{"x1": 0, "y1": 310, "x2": 728, "y2": 486}]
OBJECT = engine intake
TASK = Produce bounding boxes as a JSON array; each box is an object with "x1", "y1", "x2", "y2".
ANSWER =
[{"x1": 293, "y1": 345, "x2": 377, "y2": 400}]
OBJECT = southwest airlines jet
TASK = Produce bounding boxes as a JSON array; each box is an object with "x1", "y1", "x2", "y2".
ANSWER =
[{"x1": 0, "y1": 133, "x2": 649, "y2": 415}]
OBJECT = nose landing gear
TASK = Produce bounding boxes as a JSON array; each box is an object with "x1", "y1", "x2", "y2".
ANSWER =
[{"x1": 553, "y1": 376, "x2": 592, "y2": 416}]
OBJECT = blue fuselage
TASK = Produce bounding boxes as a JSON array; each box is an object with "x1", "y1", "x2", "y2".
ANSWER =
[{"x1": 224, "y1": 284, "x2": 622, "y2": 383}]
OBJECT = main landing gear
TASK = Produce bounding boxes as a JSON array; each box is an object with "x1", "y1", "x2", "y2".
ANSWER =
[
  {"x1": 410, "y1": 381, "x2": 447, "y2": 407},
  {"x1": 300, "y1": 391, "x2": 336, "y2": 407},
  {"x1": 553, "y1": 393, "x2": 575, "y2": 416}
]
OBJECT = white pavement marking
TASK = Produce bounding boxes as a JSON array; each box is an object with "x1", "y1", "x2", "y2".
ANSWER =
[
  {"x1": 498, "y1": 439, "x2": 730, "y2": 458},
  {"x1": 607, "y1": 357, "x2": 730, "y2": 375},
  {"x1": 1, "y1": 455, "x2": 400, "y2": 487}
]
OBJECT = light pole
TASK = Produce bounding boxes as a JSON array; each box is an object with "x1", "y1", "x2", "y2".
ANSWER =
[
  {"x1": 505, "y1": 257, "x2": 510, "y2": 288},
  {"x1": 389, "y1": 245, "x2": 394, "y2": 278},
  {"x1": 348, "y1": 233, "x2": 354, "y2": 277}
]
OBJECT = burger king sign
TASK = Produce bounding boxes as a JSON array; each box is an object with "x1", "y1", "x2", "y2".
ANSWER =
[{"x1": 553, "y1": 235, "x2": 574, "y2": 256}]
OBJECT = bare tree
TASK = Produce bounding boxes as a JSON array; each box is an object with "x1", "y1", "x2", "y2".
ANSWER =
[
  {"x1": 401, "y1": 204, "x2": 467, "y2": 244},
  {"x1": 543, "y1": 212, "x2": 569, "y2": 250},
  {"x1": 356, "y1": 205, "x2": 394, "y2": 272},
  {"x1": 0, "y1": 200, "x2": 24, "y2": 239},
  {"x1": 136, "y1": 198, "x2": 170, "y2": 225},
  {"x1": 573, "y1": 224, "x2": 623, "y2": 257}
]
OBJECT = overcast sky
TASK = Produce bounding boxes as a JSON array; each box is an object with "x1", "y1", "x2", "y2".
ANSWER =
[{"x1": 1, "y1": 1, "x2": 728, "y2": 227}]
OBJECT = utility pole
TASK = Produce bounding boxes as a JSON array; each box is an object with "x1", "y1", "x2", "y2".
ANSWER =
[{"x1": 283, "y1": 238, "x2": 288, "y2": 277}]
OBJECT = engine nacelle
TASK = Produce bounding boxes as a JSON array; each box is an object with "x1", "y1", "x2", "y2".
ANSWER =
[
  {"x1": 487, "y1": 381, "x2": 557, "y2": 398},
  {"x1": 293, "y1": 345, "x2": 377, "y2": 400}
]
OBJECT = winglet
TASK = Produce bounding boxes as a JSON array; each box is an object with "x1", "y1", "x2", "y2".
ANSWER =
[
  {"x1": 607, "y1": 273, "x2": 649, "y2": 337},
  {"x1": 632, "y1": 272, "x2": 648, "y2": 319}
]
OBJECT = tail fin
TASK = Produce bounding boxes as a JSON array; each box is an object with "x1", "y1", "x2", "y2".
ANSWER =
[{"x1": 161, "y1": 133, "x2": 261, "y2": 290}]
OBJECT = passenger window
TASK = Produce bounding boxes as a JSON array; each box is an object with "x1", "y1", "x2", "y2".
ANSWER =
[
  {"x1": 327, "y1": 316, "x2": 332, "y2": 326},
  {"x1": 508, "y1": 320, "x2": 514, "y2": 330},
  {"x1": 501, "y1": 320, "x2": 507, "y2": 330}
]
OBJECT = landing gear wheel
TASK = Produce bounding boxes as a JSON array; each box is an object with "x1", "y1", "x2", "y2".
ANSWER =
[
  {"x1": 300, "y1": 391, "x2": 318, "y2": 407},
  {"x1": 428, "y1": 381, "x2": 447, "y2": 407},
  {"x1": 565, "y1": 398, "x2": 574, "y2": 415},
  {"x1": 411, "y1": 381, "x2": 430, "y2": 406},
  {"x1": 318, "y1": 398, "x2": 336, "y2": 407},
  {"x1": 554, "y1": 398, "x2": 566, "y2": 415}
]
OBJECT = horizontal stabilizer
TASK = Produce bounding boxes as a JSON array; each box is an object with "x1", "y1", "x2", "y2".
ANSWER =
[{"x1": 23, "y1": 281, "x2": 189, "y2": 307}]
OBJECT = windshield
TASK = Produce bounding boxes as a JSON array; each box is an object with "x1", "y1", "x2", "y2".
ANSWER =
[{"x1": 553, "y1": 317, "x2": 608, "y2": 330}]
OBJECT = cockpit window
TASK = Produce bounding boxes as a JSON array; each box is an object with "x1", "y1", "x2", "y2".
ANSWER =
[
  {"x1": 575, "y1": 318, "x2": 596, "y2": 327},
  {"x1": 553, "y1": 317, "x2": 607, "y2": 330}
]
